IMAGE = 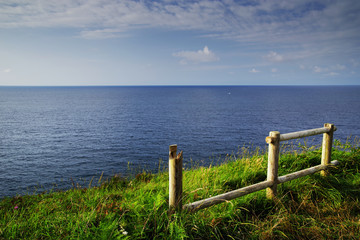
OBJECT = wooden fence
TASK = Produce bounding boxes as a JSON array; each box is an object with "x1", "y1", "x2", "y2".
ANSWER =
[{"x1": 169, "y1": 123, "x2": 338, "y2": 213}]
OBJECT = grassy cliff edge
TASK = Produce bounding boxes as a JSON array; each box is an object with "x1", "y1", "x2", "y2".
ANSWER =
[{"x1": 1, "y1": 138, "x2": 360, "y2": 239}]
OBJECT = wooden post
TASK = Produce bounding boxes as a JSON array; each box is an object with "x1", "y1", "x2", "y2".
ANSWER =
[
  {"x1": 266, "y1": 131, "x2": 280, "y2": 199},
  {"x1": 169, "y1": 144, "x2": 183, "y2": 211},
  {"x1": 321, "y1": 123, "x2": 334, "y2": 176}
]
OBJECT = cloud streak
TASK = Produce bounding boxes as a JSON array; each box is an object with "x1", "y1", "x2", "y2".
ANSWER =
[
  {"x1": 250, "y1": 68, "x2": 260, "y2": 73},
  {"x1": 173, "y1": 46, "x2": 219, "y2": 64},
  {"x1": 1, "y1": 0, "x2": 359, "y2": 46},
  {"x1": 265, "y1": 51, "x2": 284, "y2": 62},
  {"x1": 312, "y1": 64, "x2": 348, "y2": 76}
]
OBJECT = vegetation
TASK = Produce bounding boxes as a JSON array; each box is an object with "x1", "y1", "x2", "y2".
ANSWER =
[{"x1": 1, "y1": 138, "x2": 359, "y2": 239}]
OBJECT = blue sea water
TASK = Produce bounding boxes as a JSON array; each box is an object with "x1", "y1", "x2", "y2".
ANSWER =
[{"x1": 0, "y1": 86, "x2": 359, "y2": 198}]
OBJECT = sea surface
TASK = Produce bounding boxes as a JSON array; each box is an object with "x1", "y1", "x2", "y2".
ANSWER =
[{"x1": 0, "y1": 86, "x2": 359, "y2": 198}]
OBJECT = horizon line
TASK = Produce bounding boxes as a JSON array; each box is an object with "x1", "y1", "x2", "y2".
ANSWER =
[{"x1": 1, "y1": 84, "x2": 360, "y2": 87}]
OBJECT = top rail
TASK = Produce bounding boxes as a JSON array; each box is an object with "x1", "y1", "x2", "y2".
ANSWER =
[{"x1": 266, "y1": 126, "x2": 337, "y2": 143}]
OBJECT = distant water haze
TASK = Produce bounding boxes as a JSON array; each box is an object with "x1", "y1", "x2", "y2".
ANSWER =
[{"x1": 0, "y1": 86, "x2": 359, "y2": 198}]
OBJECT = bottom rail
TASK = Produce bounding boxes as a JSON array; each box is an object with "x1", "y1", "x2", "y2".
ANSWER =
[
  {"x1": 184, "y1": 180, "x2": 273, "y2": 212},
  {"x1": 278, "y1": 160, "x2": 339, "y2": 184},
  {"x1": 183, "y1": 160, "x2": 339, "y2": 212}
]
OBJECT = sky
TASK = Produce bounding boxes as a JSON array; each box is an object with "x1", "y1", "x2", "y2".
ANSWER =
[{"x1": 1, "y1": 0, "x2": 359, "y2": 86}]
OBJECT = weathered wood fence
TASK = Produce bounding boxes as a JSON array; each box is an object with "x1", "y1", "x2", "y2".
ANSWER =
[{"x1": 169, "y1": 123, "x2": 338, "y2": 213}]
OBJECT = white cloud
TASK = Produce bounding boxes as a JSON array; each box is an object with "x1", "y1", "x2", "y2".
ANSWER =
[
  {"x1": 250, "y1": 68, "x2": 260, "y2": 73},
  {"x1": 271, "y1": 68, "x2": 278, "y2": 73},
  {"x1": 333, "y1": 64, "x2": 346, "y2": 70},
  {"x1": 265, "y1": 51, "x2": 284, "y2": 62},
  {"x1": 350, "y1": 59, "x2": 359, "y2": 67},
  {"x1": 327, "y1": 72, "x2": 339, "y2": 76},
  {"x1": 173, "y1": 46, "x2": 219, "y2": 64},
  {"x1": 313, "y1": 66, "x2": 328, "y2": 73},
  {"x1": 313, "y1": 64, "x2": 346, "y2": 74},
  {"x1": 3, "y1": 68, "x2": 11, "y2": 73},
  {"x1": 79, "y1": 29, "x2": 127, "y2": 39}
]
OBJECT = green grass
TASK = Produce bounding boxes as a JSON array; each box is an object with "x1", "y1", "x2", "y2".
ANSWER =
[{"x1": 1, "y1": 138, "x2": 360, "y2": 239}]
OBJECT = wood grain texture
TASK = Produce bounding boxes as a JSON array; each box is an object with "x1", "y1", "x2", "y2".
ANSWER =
[
  {"x1": 321, "y1": 123, "x2": 335, "y2": 176},
  {"x1": 266, "y1": 131, "x2": 280, "y2": 199},
  {"x1": 169, "y1": 145, "x2": 183, "y2": 210}
]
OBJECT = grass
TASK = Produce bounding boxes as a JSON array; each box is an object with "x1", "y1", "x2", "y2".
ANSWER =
[{"x1": 0, "y1": 138, "x2": 359, "y2": 239}]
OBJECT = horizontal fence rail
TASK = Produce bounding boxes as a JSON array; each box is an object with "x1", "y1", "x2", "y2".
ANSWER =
[
  {"x1": 169, "y1": 123, "x2": 338, "y2": 213},
  {"x1": 183, "y1": 160, "x2": 339, "y2": 212},
  {"x1": 278, "y1": 160, "x2": 339, "y2": 184},
  {"x1": 265, "y1": 125, "x2": 337, "y2": 143},
  {"x1": 184, "y1": 181, "x2": 274, "y2": 212}
]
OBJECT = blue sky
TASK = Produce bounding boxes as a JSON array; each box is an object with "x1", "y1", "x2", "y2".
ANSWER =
[{"x1": 1, "y1": 0, "x2": 359, "y2": 86}]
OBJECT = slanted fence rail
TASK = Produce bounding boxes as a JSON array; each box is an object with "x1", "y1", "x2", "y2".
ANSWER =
[{"x1": 169, "y1": 123, "x2": 338, "y2": 213}]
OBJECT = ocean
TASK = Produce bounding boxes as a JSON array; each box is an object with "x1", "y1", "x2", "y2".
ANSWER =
[{"x1": 0, "y1": 86, "x2": 359, "y2": 198}]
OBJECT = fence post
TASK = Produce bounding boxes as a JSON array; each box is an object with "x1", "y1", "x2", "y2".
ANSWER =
[
  {"x1": 321, "y1": 123, "x2": 334, "y2": 176},
  {"x1": 169, "y1": 144, "x2": 183, "y2": 211},
  {"x1": 266, "y1": 131, "x2": 280, "y2": 199}
]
